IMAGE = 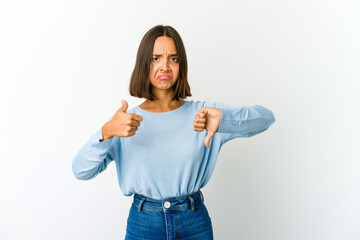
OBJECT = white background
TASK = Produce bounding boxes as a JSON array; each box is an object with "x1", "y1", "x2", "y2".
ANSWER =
[{"x1": 1, "y1": 0, "x2": 359, "y2": 239}]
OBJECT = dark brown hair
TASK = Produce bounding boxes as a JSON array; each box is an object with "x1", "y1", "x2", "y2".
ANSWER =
[{"x1": 129, "y1": 25, "x2": 192, "y2": 101}]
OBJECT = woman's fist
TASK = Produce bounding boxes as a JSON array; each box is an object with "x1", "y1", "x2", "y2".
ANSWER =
[
  {"x1": 193, "y1": 107, "x2": 222, "y2": 148},
  {"x1": 101, "y1": 100, "x2": 143, "y2": 141}
]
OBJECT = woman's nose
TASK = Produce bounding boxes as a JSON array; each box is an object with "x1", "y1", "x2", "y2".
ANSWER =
[{"x1": 160, "y1": 59, "x2": 170, "y2": 71}]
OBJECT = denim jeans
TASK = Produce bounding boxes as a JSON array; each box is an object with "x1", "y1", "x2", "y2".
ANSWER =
[{"x1": 125, "y1": 190, "x2": 213, "y2": 240}]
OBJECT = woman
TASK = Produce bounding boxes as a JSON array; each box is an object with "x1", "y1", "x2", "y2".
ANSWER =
[{"x1": 72, "y1": 25, "x2": 275, "y2": 240}]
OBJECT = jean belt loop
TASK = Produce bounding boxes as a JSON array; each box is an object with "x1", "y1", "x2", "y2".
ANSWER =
[
  {"x1": 200, "y1": 191, "x2": 204, "y2": 202},
  {"x1": 188, "y1": 196, "x2": 195, "y2": 212},
  {"x1": 138, "y1": 197, "x2": 145, "y2": 212}
]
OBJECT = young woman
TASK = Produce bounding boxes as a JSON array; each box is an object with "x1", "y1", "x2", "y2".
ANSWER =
[{"x1": 72, "y1": 25, "x2": 275, "y2": 240}]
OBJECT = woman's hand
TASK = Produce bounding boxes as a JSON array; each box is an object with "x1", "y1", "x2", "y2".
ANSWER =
[
  {"x1": 101, "y1": 100, "x2": 143, "y2": 141},
  {"x1": 193, "y1": 107, "x2": 222, "y2": 148}
]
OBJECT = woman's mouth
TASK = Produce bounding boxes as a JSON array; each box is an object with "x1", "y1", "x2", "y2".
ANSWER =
[{"x1": 158, "y1": 75, "x2": 171, "y2": 80}]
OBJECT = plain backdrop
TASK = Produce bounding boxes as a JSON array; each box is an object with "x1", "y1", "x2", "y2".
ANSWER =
[{"x1": 1, "y1": 0, "x2": 359, "y2": 239}]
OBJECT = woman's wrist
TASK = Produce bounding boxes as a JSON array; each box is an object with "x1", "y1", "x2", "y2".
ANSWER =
[{"x1": 101, "y1": 121, "x2": 113, "y2": 142}]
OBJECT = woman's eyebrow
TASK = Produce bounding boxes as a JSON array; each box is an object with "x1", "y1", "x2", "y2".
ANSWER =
[{"x1": 152, "y1": 53, "x2": 178, "y2": 57}]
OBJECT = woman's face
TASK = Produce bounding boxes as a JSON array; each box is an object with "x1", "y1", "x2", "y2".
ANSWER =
[{"x1": 149, "y1": 36, "x2": 179, "y2": 92}]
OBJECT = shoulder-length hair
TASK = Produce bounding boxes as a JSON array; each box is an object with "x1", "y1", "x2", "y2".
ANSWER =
[{"x1": 129, "y1": 25, "x2": 192, "y2": 101}]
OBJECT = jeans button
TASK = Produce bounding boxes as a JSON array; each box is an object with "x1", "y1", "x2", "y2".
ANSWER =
[{"x1": 164, "y1": 201, "x2": 171, "y2": 208}]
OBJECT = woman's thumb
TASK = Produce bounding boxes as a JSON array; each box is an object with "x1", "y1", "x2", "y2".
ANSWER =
[
  {"x1": 204, "y1": 132, "x2": 214, "y2": 148},
  {"x1": 119, "y1": 100, "x2": 128, "y2": 112}
]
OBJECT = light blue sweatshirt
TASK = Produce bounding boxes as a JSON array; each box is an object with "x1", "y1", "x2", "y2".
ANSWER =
[{"x1": 72, "y1": 100, "x2": 275, "y2": 200}]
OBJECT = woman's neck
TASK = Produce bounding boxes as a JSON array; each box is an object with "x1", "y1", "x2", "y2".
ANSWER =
[{"x1": 139, "y1": 99, "x2": 185, "y2": 112}]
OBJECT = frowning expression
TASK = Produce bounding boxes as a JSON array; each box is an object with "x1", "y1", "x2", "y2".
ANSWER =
[{"x1": 149, "y1": 36, "x2": 180, "y2": 91}]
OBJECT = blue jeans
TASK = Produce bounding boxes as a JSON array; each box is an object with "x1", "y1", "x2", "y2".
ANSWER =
[{"x1": 125, "y1": 190, "x2": 214, "y2": 240}]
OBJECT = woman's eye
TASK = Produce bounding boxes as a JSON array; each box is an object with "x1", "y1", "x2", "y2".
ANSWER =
[{"x1": 152, "y1": 57, "x2": 178, "y2": 62}]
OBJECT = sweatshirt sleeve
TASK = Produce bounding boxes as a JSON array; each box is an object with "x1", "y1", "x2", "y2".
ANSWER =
[
  {"x1": 206, "y1": 102, "x2": 275, "y2": 144},
  {"x1": 72, "y1": 128, "x2": 118, "y2": 180}
]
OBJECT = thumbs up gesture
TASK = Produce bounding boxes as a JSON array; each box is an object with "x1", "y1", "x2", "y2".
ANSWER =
[
  {"x1": 101, "y1": 100, "x2": 143, "y2": 141},
  {"x1": 193, "y1": 107, "x2": 222, "y2": 148}
]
